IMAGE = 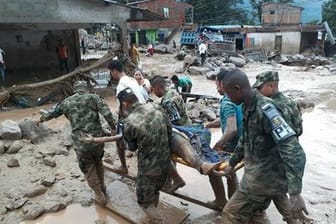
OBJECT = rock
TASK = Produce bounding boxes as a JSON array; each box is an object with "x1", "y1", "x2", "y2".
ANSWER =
[
  {"x1": 126, "y1": 152, "x2": 134, "y2": 158},
  {"x1": 18, "y1": 119, "x2": 50, "y2": 144},
  {"x1": 0, "y1": 141, "x2": 5, "y2": 154},
  {"x1": 154, "y1": 44, "x2": 173, "y2": 54},
  {"x1": 25, "y1": 185, "x2": 48, "y2": 198},
  {"x1": 175, "y1": 51, "x2": 186, "y2": 61},
  {"x1": 220, "y1": 63, "x2": 236, "y2": 70},
  {"x1": 41, "y1": 176, "x2": 55, "y2": 187},
  {"x1": 63, "y1": 124, "x2": 73, "y2": 147},
  {"x1": 13, "y1": 198, "x2": 29, "y2": 209},
  {"x1": 200, "y1": 109, "x2": 217, "y2": 121},
  {"x1": 23, "y1": 204, "x2": 45, "y2": 220},
  {"x1": 55, "y1": 148, "x2": 69, "y2": 156},
  {"x1": 188, "y1": 66, "x2": 211, "y2": 76},
  {"x1": 43, "y1": 199, "x2": 68, "y2": 213},
  {"x1": 43, "y1": 158, "x2": 56, "y2": 167},
  {"x1": 7, "y1": 158, "x2": 20, "y2": 167},
  {"x1": 229, "y1": 56, "x2": 246, "y2": 67},
  {"x1": 7, "y1": 140, "x2": 24, "y2": 154},
  {"x1": 184, "y1": 55, "x2": 200, "y2": 66},
  {"x1": 0, "y1": 120, "x2": 22, "y2": 140},
  {"x1": 34, "y1": 153, "x2": 44, "y2": 159},
  {"x1": 206, "y1": 70, "x2": 219, "y2": 80},
  {"x1": 0, "y1": 206, "x2": 7, "y2": 215}
]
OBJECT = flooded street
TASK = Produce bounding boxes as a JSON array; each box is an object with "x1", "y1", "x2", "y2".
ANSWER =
[{"x1": 1, "y1": 53, "x2": 336, "y2": 223}]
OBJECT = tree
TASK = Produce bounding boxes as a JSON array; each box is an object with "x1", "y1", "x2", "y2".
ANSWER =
[
  {"x1": 250, "y1": 0, "x2": 294, "y2": 24},
  {"x1": 322, "y1": 0, "x2": 336, "y2": 34},
  {"x1": 186, "y1": 0, "x2": 250, "y2": 25}
]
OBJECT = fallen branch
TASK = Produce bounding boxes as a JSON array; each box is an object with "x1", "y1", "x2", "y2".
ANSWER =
[{"x1": 8, "y1": 51, "x2": 115, "y2": 93}]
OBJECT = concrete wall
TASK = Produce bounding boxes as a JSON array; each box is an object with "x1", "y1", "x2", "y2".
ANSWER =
[
  {"x1": 262, "y1": 4, "x2": 302, "y2": 25},
  {"x1": 246, "y1": 32, "x2": 301, "y2": 54},
  {"x1": 128, "y1": 0, "x2": 192, "y2": 29},
  {"x1": 0, "y1": 0, "x2": 130, "y2": 26},
  {"x1": 0, "y1": 30, "x2": 79, "y2": 85}
]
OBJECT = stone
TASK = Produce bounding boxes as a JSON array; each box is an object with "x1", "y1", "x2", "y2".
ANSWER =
[
  {"x1": 188, "y1": 66, "x2": 211, "y2": 76},
  {"x1": 63, "y1": 123, "x2": 73, "y2": 147},
  {"x1": 7, "y1": 158, "x2": 20, "y2": 167},
  {"x1": 43, "y1": 158, "x2": 56, "y2": 167},
  {"x1": 0, "y1": 120, "x2": 22, "y2": 140},
  {"x1": 25, "y1": 185, "x2": 48, "y2": 198},
  {"x1": 18, "y1": 118, "x2": 50, "y2": 144},
  {"x1": 13, "y1": 198, "x2": 29, "y2": 209},
  {"x1": 206, "y1": 71, "x2": 219, "y2": 80},
  {"x1": 41, "y1": 176, "x2": 55, "y2": 187},
  {"x1": 7, "y1": 140, "x2": 24, "y2": 154},
  {"x1": 229, "y1": 56, "x2": 246, "y2": 67},
  {"x1": 43, "y1": 199, "x2": 68, "y2": 213},
  {"x1": 154, "y1": 44, "x2": 173, "y2": 54},
  {"x1": 0, "y1": 141, "x2": 5, "y2": 154},
  {"x1": 0, "y1": 206, "x2": 7, "y2": 215},
  {"x1": 200, "y1": 109, "x2": 217, "y2": 121},
  {"x1": 55, "y1": 148, "x2": 69, "y2": 156},
  {"x1": 184, "y1": 55, "x2": 200, "y2": 66},
  {"x1": 126, "y1": 152, "x2": 134, "y2": 158},
  {"x1": 23, "y1": 204, "x2": 45, "y2": 220}
]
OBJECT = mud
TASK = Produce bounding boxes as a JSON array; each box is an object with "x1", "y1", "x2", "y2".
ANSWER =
[{"x1": 1, "y1": 53, "x2": 336, "y2": 223}]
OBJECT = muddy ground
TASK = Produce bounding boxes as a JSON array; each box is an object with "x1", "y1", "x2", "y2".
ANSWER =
[{"x1": 0, "y1": 52, "x2": 336, "y2": 224}]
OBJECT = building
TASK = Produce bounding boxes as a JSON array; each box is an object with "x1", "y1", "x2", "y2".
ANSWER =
[
  {"x1": 217, "y1": 3, "x2": 325, "y2": 55},
  {"x1": 261, "y1": 3, "x2": 303, "y2": 25},
  {"x1": 0, "y1": 0, "x2": 162, "y2": 85},
  {"x1": 127, "y1": 0, "x2": 193, "y2": 45}
]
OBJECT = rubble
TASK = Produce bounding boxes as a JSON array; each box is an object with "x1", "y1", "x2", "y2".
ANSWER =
[
  {"x1": 0, "y1": 141, "x2": 5, "y2": 154},
  {"x1": 43, "y1": 158, "x2": 57, "y2": 167},
  {"x1": 154, "y1": 44, "x2": 174, "y2": 54},
  {"x1": 41, "y1": 175, "x2": 56, "y2": 187},
  {"x1": 188, "y1": 66, "x2": 211, "y2": 76},
  {"x1": 0, "y1": 120, "x2": 22, "y2": 140},
  {"x1": 279, "y1": 54, "x2": 331, "y2": 66},
  {"x1": 25, "y1": 185, "x2": 48, "y2": 198},
  {"x1": 7, "y1": 140, "x2": 24, "y2": 154},
  {"x1": 229, "y1": 56, "x2": 246, "y2": 67},
  {"x1": 18, "y1": 119, "x2": 50, "y2": 144},
  {"x1": 7, "y1": 158, "x2": 20, "y2": 168}
]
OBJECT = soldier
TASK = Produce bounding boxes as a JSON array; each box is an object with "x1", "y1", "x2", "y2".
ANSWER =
[
  {"x1": 150, "y1": 76, "x2": 220, "y2": 194},
  {"x1": 253, "y1": 71, "x2": 303, "y2": 137},
  {"x1": 206, "y1": 70, "x2": 243, "y2": 209},
  {"x1": 39, "y1": 81, "x2": 116, "y2": 205},
  {"x1": 220, "y1": 69, "x2": 308, "y2": 223},
  {"x1": 253, "y1": 71, "x2": 304, "y2": 224},
  {"x1": 117, "y1": 87, "x2": 171, "y2": 223}
]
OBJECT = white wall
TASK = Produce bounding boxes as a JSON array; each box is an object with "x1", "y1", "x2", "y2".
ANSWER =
[{"x1": 246, "y1": 32, "x2": 301, "y2": 54}]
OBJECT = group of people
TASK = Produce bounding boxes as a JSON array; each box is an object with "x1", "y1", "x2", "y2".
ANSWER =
[{"x1": 39, "y1": 57, "x2": 308, "y2": 223}]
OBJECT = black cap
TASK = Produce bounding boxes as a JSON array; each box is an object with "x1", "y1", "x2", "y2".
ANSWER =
[{"x1": 117, "y1": 87, "x2": 136, "y2": 102}]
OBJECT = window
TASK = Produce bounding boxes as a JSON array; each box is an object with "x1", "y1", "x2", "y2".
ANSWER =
[
  {"x1": 270, "y1": 10, "x2": 275, "y2": 14},
  {"x1": 163, "y1": 7, "x2": 169, "y2": 18}
]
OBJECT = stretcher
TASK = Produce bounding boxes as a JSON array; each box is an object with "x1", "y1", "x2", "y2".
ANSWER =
[{"x1": 88, "y1": 134, "x2": 245, "y2": 211}]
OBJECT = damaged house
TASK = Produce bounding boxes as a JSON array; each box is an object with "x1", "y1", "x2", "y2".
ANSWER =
[
  {"x1": 220, "y1": 3, "x2": 326, "y2": 56},
  {"x1": 127, "y1": 0, "x2": 193, "y2": 45},
  {"x1": 0, "y1": 0, "x2": 163, "y2": 86}
]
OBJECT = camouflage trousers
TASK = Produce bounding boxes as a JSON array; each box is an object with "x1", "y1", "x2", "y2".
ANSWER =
[
  {"x1": 136, "y1": 172, "x2": 168, "y2": 209},
  {"x1": 273, "y1": 194, "x2": 298, "y2": 224},
  {"x1": 74, "y1": 143, "x2": 105, "y2": 175},
  {"x1": 222, "y1": 190, "x2": 272, "y2": 224}
]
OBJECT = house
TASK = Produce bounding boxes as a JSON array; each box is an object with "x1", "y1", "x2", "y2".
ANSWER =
[
  {"x1": 261, "y1": 3, "x2": 303, "y2": 25},
  {"x1": 0, "y1": 0, "x2": 163, "y2": 85},
  {"x1": 217, "y1": 3, "x2": 325, "y2": 55},
  {"x1": 127, "y1": 0, "x2": 193, "y2": 45}
]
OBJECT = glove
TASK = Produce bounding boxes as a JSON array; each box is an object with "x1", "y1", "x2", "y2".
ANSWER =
[{"x1": 289, "y1": 194, "x2": 309, "y2": 220}]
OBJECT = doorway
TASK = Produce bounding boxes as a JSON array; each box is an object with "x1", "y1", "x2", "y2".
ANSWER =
[{"x1": 275, "y1": 35, "x2": 282, "y2": 53}]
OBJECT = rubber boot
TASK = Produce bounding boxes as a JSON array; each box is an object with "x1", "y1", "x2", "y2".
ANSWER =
[
  {"x1": 85, "y1": 164, "x2": 107, "y2": 205},
  {"x1": 143, "y1": 205, "x2": 165, "y2": 224},
  {"x1": 207, "y1": 174, "x2": 227, "y2": 210},
  {"x1": 248, "y1": 210, "x2": 271, "y2": 224}
]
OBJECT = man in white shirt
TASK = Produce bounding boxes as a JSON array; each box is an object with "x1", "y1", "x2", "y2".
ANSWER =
[
  {"x1": 108, "y1": 59, "x2": 146, "y2": 174},
  {"x1": 0, "y1": 48, "x2": 5, "y2": 88},
  {"x1": 198, "y1": 41, "x2": 207, "y2": 66}
]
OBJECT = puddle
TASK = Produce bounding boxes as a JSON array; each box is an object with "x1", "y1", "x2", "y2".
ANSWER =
[{"x1": 22, "y1": 204, "x2": 131, "y2": 224}]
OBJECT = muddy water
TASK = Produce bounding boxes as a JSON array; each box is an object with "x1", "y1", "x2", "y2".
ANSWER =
[
  {"x1": 22, "y1": 204, "x2": 131, "y2": 224},
  {"x1": 2, "y1": 57, "x2": 336, "y2": 223}
]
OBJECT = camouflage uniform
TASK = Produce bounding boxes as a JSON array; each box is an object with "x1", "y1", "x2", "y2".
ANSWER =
[
  {"x1": 223, "y1": 92, "x2": 306, "y2": 224},
  {"x1": 40, "y1": 92, "x2": 116, "y2": 197},
  {"x1": 161, "y1": 89, "x2": 191, "y2": 126},
  {"x1": 253, "y1": 71, "x2": 303, "y2": 223},
  {"x1": 122, "y1": 102, "x2": 171, "y2": 208}
]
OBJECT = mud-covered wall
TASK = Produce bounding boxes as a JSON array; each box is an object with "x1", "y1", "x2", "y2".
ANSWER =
[
  {"x1": 246, "y1": 32, "x2": 301, "y2": 54},
  {"x1": 0, "y1": 30, "x2": 79, "y2": 85}
]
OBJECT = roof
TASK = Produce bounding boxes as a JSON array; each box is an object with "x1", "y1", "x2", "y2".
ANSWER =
[{"x1": 262, "y1": 2, "x2": 304, "y2": 10}]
